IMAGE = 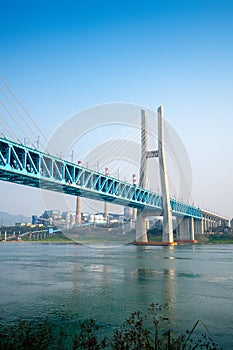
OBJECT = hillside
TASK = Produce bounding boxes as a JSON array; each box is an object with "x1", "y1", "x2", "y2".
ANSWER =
[{"x1": 0, "y1": 211, "x2": 31, "y2": 226}]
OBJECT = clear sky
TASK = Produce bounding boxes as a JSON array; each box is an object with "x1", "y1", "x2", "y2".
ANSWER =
[{"x1": 1, "y1": 0, "x2": 233, "y2": 218}]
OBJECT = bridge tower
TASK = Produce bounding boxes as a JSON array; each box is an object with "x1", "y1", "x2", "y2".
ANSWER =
[
  {"x1": 136, "y1": 106, "x2": 174, "y2": 243},
  {"x1": 157, "y1": 106, "x2": 173, "y2": 242},
  {"x1": 136, "y1": 110, "x2": 149, "y2": 242}
]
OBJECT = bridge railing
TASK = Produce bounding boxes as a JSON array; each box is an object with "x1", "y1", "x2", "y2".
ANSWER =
[{"x1": 0, "y1": 137, "x2": 202, "y2": 219}]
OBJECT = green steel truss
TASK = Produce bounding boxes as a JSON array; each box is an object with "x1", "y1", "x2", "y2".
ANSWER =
[{"x1": 0, "y1": 137, "x2": 202, "y2": 219}]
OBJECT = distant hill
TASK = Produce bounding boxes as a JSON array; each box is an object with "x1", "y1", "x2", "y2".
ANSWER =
[{"x1": 0, "y1": 211, "x2": 31, "y2": 226}]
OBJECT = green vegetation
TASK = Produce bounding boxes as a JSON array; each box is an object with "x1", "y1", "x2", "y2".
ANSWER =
[
  {"x1": 195, "y1": 233, "x2": 233, "y2": 244},
  {"x1": 0, "y1": 225, "x2": 43, "y2": 236},
  {"x1": 2, "y1": 224, "x2": 233, "y2": 245},
  {"x1": 68, "y1": 228, "x2": 135, "y2": 245},
  {"x1": 205, "y1": 233, "x2": 233, "y2": 244},
  {"x1": 20, "y1": 228, "x2": 136, "y2": 244},
  {"x1": 148, "y1": 228, "x2": 233, "y2": 245},
  {"x1": 21, "y1": 232, "x2": 72, "y2": 243},
  {"x1": 147, "y1": 227, "x2": 163, "y2": 242},
  {"x1": 0, "y1": 304, "x2": 222, "y2": 349}
]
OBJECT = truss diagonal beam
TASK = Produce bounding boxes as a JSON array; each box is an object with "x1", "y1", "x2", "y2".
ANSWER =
[{"x1": 0, "y1": 137, "x2": 202, "y2": 219}]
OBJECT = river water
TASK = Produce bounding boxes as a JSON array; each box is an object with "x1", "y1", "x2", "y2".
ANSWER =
[{"x1": 0, "y1": 242, "x2": 232, "y2": 348}]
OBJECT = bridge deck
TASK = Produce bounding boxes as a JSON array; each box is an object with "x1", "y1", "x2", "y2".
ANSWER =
[{"x1": 0, "y1": 137, "x2": 202, "y2": 219}]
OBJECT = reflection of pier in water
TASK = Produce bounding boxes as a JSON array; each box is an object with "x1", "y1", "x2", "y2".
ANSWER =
[
  {"x1": 131, "y1": 246, "x2": 176, "y2": 323},
  {"x1": 72, "y1": 262, "x2": 111, "y2": 295},
  {"x1": 70, "y1": 247, "x2": 177, "y2": 325}
]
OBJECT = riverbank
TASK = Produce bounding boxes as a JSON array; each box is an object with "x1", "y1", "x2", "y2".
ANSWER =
[
  {"x1": 1, "y1": 231, "x2": 233, "y2": 244},
  {"x1": 0, "y1": 229, "x2": 136, "y2": 245},
  {"x1": 195, "y1": 233, "x2": 233, "y2": 244}
]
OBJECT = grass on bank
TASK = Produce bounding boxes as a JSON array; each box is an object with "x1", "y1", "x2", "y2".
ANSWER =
[
  {"x1": 148, "y1": 229, "x2": 233, "y2": 244},
  {"x1": 3, "y1": 226, "x2": 233, "y2": 245},
  {"x1": 20, "y1": 233, "x2": 72, "y2": 243},
  {"x1": 20, "y1": 229, "x2": 136, "y2": 244},
  {"x1": 206, "y1": 233, "x2": 233, "y2": 244}
]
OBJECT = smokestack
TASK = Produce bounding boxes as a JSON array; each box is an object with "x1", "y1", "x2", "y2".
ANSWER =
[
  {"x1": 104, "y1": 167, "x2": 109, "y2": 222},
  {"x1": 76, "y1": 160, "x2": 82, "y2": 225}
]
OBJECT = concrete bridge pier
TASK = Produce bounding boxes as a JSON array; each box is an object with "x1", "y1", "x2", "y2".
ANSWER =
[
  {"x1": 176, "y1": 217, "x2": 195, "y2": 241},
  {"x1": 201, "y1": 212, "x2": 230, "y2": 234},
  {"x1": 203, "y1": 217, "x2": 208, "y2": 233},
  {"x1": 194, "y1": 219, "x2": 203, "y2": 235},
  {"x1": 136, "y1": 210, "x2": 148, "y2": 243}
]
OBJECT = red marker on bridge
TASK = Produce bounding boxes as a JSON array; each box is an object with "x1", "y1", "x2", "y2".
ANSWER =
[{"x1": 133, "y1": 174, "x2": 137, "y2": 186}]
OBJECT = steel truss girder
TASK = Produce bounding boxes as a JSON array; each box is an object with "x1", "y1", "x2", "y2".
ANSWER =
[{"x1": 0, "y1": 137, "x2": 202, "y2": 219}]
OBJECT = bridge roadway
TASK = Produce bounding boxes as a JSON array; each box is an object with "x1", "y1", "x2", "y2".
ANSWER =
[{"x1": 0, "y1": 137, "x2": 202, "y2": 220}]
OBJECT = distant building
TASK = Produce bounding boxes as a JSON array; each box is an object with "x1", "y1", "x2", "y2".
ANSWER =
[
  {"x1": 89, "y1": 213, "x2": 106, "y2": 224},
  {"x1": 82, "y1": 212, "x2": 90, "y2": 223},
  {"x1": 32, "y1": 210, "x2": 76, "y2": 227},
  {"x1": 32, "y1": 215, "x2": 52, "y2": 226},
  {"x1": 32, "y1": 209, "x2": 128, "y2": 228}
]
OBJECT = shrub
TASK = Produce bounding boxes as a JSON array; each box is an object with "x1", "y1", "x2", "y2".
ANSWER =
[{"x1": 0, "y1": 305, "x2": 222, "y2": 349}]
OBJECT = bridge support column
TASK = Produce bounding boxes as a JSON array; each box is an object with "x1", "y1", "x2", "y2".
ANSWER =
[
  {"x1": 176, "y1": 217, "x2": 194, "y2": 241},
  {"x1": 207, "y1": 217, "x2": 211, "y2": 232},
  {"x1": 176, "y1": 219, "x2": 181, "y2": 240},
  {"x1": 136, "y1": 210, "x2": 148, "y2": 242},
  {"x1": 189, "y1": 217, "x2": 194, "y2": 240},
  {"x1": 209, "y1": 217, "x2": 213, "y2": 231},
  {"x1": 203, "y1": 217, "x2": 207, "y2": 233},
  {"x1": 194, "y1": 219, "x2": 203, "y2": 235}
]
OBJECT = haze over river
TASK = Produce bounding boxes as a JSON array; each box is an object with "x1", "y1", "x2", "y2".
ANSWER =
[{"x1": 0, "y1": 242, "x2": 232, "y2": 348}]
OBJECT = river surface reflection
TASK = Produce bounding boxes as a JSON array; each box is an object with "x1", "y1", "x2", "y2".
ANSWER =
[{"x1": 0, "y1": 243, "x2": 232, "y2": 348}]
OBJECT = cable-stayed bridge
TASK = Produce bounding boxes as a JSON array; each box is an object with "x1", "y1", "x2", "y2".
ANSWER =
[
  {"x1": 0, "y1": 78, "x2": 230, "y2": 244},
  {"x1": 0, "y1": 122, "x2": 229, "y2": 244},
  {"x1": 0, "y1": 135, "x2": 201, "y2": 218}
]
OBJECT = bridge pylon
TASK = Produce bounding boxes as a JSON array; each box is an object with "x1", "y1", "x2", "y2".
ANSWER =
[
  {"x1": 135, "y1": 106, "x2": 174, "y2": 243},
  {"x1": 157, "y1": 106, "x2": 173, "y2": 243},
  {"x1": 136, "y1": 110, "x2": 149, "y2": 242}
]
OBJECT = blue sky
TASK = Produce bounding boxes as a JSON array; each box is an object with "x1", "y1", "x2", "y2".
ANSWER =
[{"x1": 1, "y1": 0, "x2": 233, "y2": 217}]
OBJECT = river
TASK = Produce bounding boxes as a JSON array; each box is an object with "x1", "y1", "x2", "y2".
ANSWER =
[{"x1": 0, "y1": 242, "x2": 232, "y2": 348}]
